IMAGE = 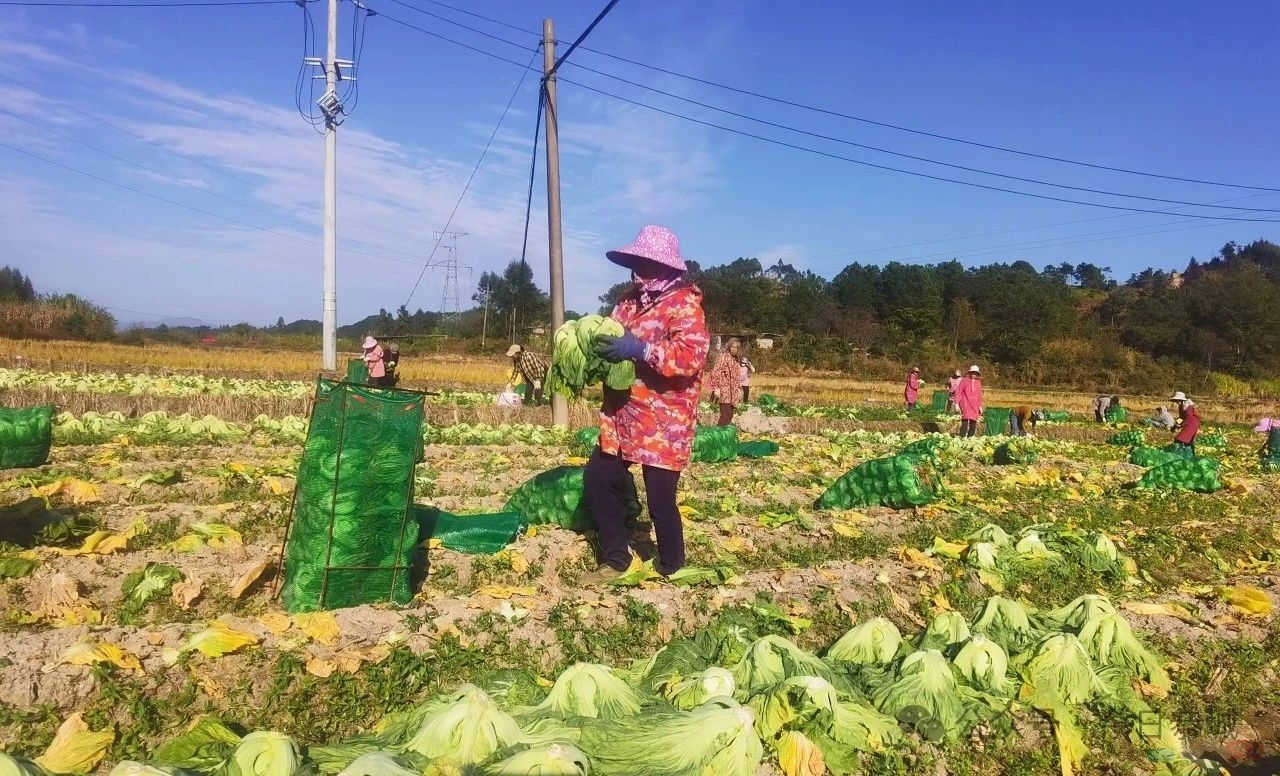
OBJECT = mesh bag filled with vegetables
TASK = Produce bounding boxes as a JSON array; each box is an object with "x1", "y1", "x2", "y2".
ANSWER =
[
  {"x1": 1129, "y1": 447, "x2": 1181, "y2": 468},
  {"x1": 1136, "y1": 456, "x2": 1222, "y2": 493},
  {"x1": 993, "y1": 438, "x2": 1038, "y2": 465},
  {"x1": 571, "y1": 427, "x2": 601, "y2": 457},
  {"x1": 503, "y1": 465, "x2": 640, "y2": 531},
  {"x1": 817, "y1": 453, "x2": 941, "y2": 510},
  {"x1": 0, "y1": 405, "x2": 54, "y2": 470},
  {"x1": 1043, "y1": 410, "x2": 1071, "y2": 422},
  {"x1": 693, "y1": 424, "x2": 739, "y2": 463},
  {"x1": 1106, "y1": 430, "x2": 1144, "y2": 447},
  {"x1": 543, "y1": 315, "x2": 637, "y2": 399},
  {"x1": 282, "y1": 380, "x2": 424, "y2": 612},
  {"x1": 1162, "y1": 441, "x2": 1197, "y2": 460},
  {"x1": 1104, "y1": 405, "x2": 1128, "y2": 423}
]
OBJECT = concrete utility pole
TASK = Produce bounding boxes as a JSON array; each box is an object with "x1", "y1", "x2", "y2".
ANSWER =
[
  {"x1": 542, "y1": 18, "x2": 568, "y2": 427},
  {"x1": 320, "y1": 0, "x2": 340, "y2": 371}
]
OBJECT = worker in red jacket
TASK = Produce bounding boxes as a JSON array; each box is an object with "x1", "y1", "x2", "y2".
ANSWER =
[{"x1": 1169, "y1": 391, "x2": 1201, "y2": 453}]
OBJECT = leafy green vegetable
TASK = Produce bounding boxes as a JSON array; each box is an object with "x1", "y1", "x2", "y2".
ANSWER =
[
  {"x1": 1076, "y1": 613, "x2": 1171, "y2": 691},
  {"x1": 150, "y1": 716, "x2": 242, "y2": 771},
  {"x1": 108, "y1": 763, "x2": 170, "y2": 776},
  {"x1": 970, "y1": 596, "x2": 1040, "y2": 654},
  {"x1": 824, "y1": 617, "x2": 902, "y2": 666},
  {"x1": 916, "y1": 612, "x2": 971, "y2": 654},
  {"x1": 527, "y1": 662, "x2": 643, "y2": 720},
  {"x1": 871, "y1": 650, "x2": 992, "y2": 741},
  {"x1": 544, "y1": 315, "x2": 635, "y2": 398},
  {"x1": 120, "y1": 563, "x2": 184, "y2": 614},
  {"x1": 576, "y1": 698, "x2": 762, "y2": 776},
  {"x1": 334, "y1": 752, "x2": 420, "y2": 776},
  {"x1": 659, "y1": 667, "x2": 736, "y2": 711},
  {"x1": 481, "y1": 743, "x2": 590, "y2": 776},
  {"x1": 0, "y1": 555, "x2": 38, "y2": 579},
  {"x1": 401, "y1": 685, "x2": 524, "y2": 767},
  {"x1": 217, "y1": 731, "x2": 300, "y2": 776},
  {"x1": 952, "y1": 635, "x2": 1012, "y2": 695},
  {"x1": 0, "y1": 752, "x2": 49, "y2": 776},
  {"x1": 732, "y1": 635, "x2": 833, "y2": 694}
]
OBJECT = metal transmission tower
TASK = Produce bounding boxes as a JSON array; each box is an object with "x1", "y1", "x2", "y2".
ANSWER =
[{"x1": 434, "y1": 231, "x2": 469, "y2": 322}]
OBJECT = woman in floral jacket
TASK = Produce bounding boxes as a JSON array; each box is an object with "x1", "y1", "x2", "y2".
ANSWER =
[
  {"x1": 706, "y1": 338, "x2": 746, "y2": 426},
  {"x1": 584, "y1": 225, "x2": 710, "y2": 581}
]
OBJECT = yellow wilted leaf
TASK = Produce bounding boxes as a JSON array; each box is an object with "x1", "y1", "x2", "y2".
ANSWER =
[
  {"x1": 478, "y1": 585, "x2": 537, "y2": 600},
  {"x1": 182, "y1": 621, "x2": 259, "y2": 658},
  {"x1": 427, "y1": 538, "x2": 444, "y2": 550},
  {"x1": 900, "y1": 547, "x2": 943, "y2": 572},
  {"x1": 35, "y1": 713, "x2": 114, "y2": 774},
  {"x1": 305, "y1": 654, "x2": 338, "y2": 678},
  {"x1": 930, "y1": 537, "x2": 968, "y2": 559},
  {"x1": 978, "y1": 569, "x2": 1006, "y2": 592},
  {"x1": 258, "y1": 612, "x2": 293, "y2": 636},
  {"x1": 777, "y1": 730, "x2": 825, "y2": 776},
  {"x1": 189, "y1": 667, "x2": 226, "y2": 699},
  {"x1": 534, "y1": 675, "x2": 554, "y2": 689},
  {"x1": 295, "y1": 612, "x2": 341, "y2": 645},
  {"x1": 34, "y1": 477, "x2": 101, "y2": 505},
  {"x1": 832, "y1": 522, "x2": 862, "y2": 539},
  {"x1": 59, "y1": 641, "x2": 143, "y2": 673},
  {"x1": 229, "y1": 559, "x2": 271, "y2": 599},
  {"x1": 1218, "y1": 586, "x2": 1272, "y2": 617},
  {"x1": 263, "y1": 476, "x2": 294, "y2": 496},
  {"x1": 564, "y1": 456, "x2": 589, "y2": 466},
  {"x1": 677, "y1": 504, "x2": 699, "y2": 519},
  {"x1": 931, "y1": 590, "x2": 954, "y2": 612},
  {"x1": 1121, "y1": 600, "x2": 1199, "y2": 624},
  {"x1": 495, "y1": 549, "x2": 529, "y2": 575}
]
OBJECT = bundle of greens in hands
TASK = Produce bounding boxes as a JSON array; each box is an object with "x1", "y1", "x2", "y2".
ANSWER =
[{"x1": 544, "y1": 315, "x2": 637, "y2": 399}]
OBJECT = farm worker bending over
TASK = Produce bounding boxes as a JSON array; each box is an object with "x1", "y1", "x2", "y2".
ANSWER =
[
  {"x1": 707, "y1": 338, "x2": 746, "y2": 426},
  {"x1": 584, "y1": 225, "x2": 710, "y2": 582},
  {"x1": 506, "y1": 344, "x2": 548, "y2": 405},
  {"x1": 1093, "y1": 395, "x2": 1112, "y2": 423},
  {"x1": 1010, "y1": 405, "x2": 1040, "y2": 436},
  {"x1": 1169, "y1": 391, "x2": 1200, "y2": 454},
  {"x1": 947, "y1": 369, "x2": 962, "y2": 414},
  {"x1": 1146, "y1": 406, "x2": 1176, "y2": 430},
  {"x1": 956, "y1": 365, "x2": 983, "y2": 437},
  {"x1": 904, "y1": 367, "x2": 922, "y2": 411},
  {"x1": 362, "y1": 337, "x2": 387, "y2": 386},
  {"x1": 1255, "y1": 418, "x2": 1280, "y2": 470},
  {"x1": 739, "y1": 351, "x2": 755, "y2": 404}
]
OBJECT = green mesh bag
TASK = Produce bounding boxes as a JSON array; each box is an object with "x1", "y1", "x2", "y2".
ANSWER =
[
  {"x1": 736, "y1": 440, "x2": 780, "y2": 458},
  {"x1": 0, "y1": 406, "x2": 54, "y2": 470},
  {"x1": 572, "y1": 427, "x2": 601, "y2": 457},
  {"x1": 1107, "y1": 430, "x2": 1145, "y2": 447},
  {"x1": 930, "y1": 390, "x2": 949, "y2": 413},
  {"x1": 503, "y1": 465, "x2": 640, "y2": 531},
  {"x1": 1137, "y1": 456, "x2": 1222, "y2": 493},
  {"x1": 693, "y1": 425, "x2": 739, "y2": 463},
  {"x1": 282, "y1": 379, "x2": 424, "y2": 612},
  {"x1": 900, "y1": 437, "x2": 946, "y2": 462},
  {"x1": 1043, "y1": 410, "x2": 1072, "y2": 422},
  {"x1": 414, "y1": 506, "x2": 526, "y2": 554},
  {"x1": 1197, "y1": 431, "x2": 1228, "y2": 448},
  {"x1": 1129, "y1": 446, "x2": 1181, "y2": 468},
  {"x1": 1263, "y1": 429, "x2": 1280, "y2": 472},
  {"x1": 993, "y1": 438, "x2": 1038, "y2": 465},
  {"x1": 1104, "y1": 405, "x2": 1128, "y2": 424},
  {"x1": 984, "y1": 408, "x2": 1012, "y2": 436},
  {"x1": 817, "y1": 453, "x2": 941, "y2": 510},
  {"x1": 1163, "y1": 441, "x2": 1197, "y2": 460},
  {"x1": 346, "y1": 358, "x2": 368, "y2": 384}
]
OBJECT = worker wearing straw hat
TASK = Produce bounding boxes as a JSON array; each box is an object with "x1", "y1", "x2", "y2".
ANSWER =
[
  {"x1": 1169, "y1": 391, "x2": 1201, "y2": 453},
  {"x1": 506, "y1": 344, "x2": 548, "y2": 405},
  {"x1": 583, "y1": 225, "x2": 710, "y2": 584},
  {"x1": 904, "y1": 366, "x2": 922, "y2": 412},
  {"x1": 956, "y1": 365, "x2": 983, "y2": 437}
]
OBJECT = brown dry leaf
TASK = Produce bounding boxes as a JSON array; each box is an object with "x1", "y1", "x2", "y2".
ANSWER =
[
  {"x1": 34, "y1": 477, "x2": 101, "y2": 505},
  {"x1": 335, "y1": 653, "x2": 364, "y2": 674},
  {"x1": 258, "y1": 612, "x2": 293, "y2": 636},
  {"x1": 295, "y1": 612, "x2": 341, "y2": 645},
  {"x1": 147, "y1": 632, "x2": 166, "y2": 647},
  {"x1": 1133, "y1": 676, "x2": 1169, "y2": 700},
  {"x1": 263, "y1": 477, "x2": 294, "y2": 497},
  {"x1": 189, "y1": 667, "x2": 226, "y2": 699},
  {"x1": 171, "y1": 577, "x2": 205, "y2": 610},
  {"x1": 33, "y1": 573, "x2": 102, "y2": 628},
  {"x1": 1121, "y1": 600, "x2": 1200, "y2": 624},
  {"x1": 435, "y1": 623, "x2": 471, "y2": 648},
  {"x1": 229, "y1": 559, "x2": 272, "y2": 599},
  {"x1": 35, "y1": 713, "x2": 114, "y2": 774},
  {"x1": 478, "y1": 585, "x2": 537, "y2": 600},
  {"x1": 358, "y1": 643, "x2": 392, "y2": 665},
  {"x1": 305, "y1": 653, "x2": 337, "y2": 678},
  {"x1": 656, "y1": 621, "x2": 674, "y2": 644}
]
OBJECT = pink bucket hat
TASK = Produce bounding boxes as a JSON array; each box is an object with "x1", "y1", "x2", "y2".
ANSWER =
[
  {"x1": 606, "y1": 225, "x2": 688, "y2": 273},
  {"x1": 1254, "y1": 417, "x2": 1275, "y2": 432},
  {"x1": 362, "y1": 336, "x2": 377, "y2": 349}
]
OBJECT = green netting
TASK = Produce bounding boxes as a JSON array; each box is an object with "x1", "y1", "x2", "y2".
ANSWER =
[
  {"x1": 736, "y1": 440, "x2": 780, "y2": 458},
  {"x1": 1263, "y1": 429, "x2": 1280, "y2": 472},
  {"x1": 900, "y1": 437, "x2": 946, "y2": 461},
  {"x1": 993, "y1": 439, "x2": 1038, "y2": 465},
  {"x1": 693, "y1": 424, "x2": 739, "y2": 463},
  {"x1": 414, "y1": 505, "x2": 526, "y2": 554},
  {"x1": 503, "y1": 465, "x2": 640, "y2": 531},
  {"x1": 1137, "y1": 456, "x2": 1222, "y2": 493},
  {"x1": 1043, "y1": 410, "x2": 1072, "y2": 422},
  {"x1": 346, "y1": 359, "x2": 368, "y2": 384},
  {"x1": 1104, "y1": 406, "x2": 1128, "y2": 423},
  {"x1": 1129, "y1": 446, "x2": 1181, "y2": 468},
  {"x1": 984, "y1": 408, "x2": 1012, "y2": 436},
  {"x1": 282, "y1": 379, "x2": 424, "y2": 612},
  {"x1": 572, "y1": 427, "x2": 601, "y2": 457},
  {"x1": 0, "y1": 405, "x2": 54, "y2": 470},
  {"x1": 1107, "y1": 430, "x2": 1145, "y2": 447},
  {"x1": 816, "y1": 453, "x2": 941, "y2": 510},
  {"x1": 1198, "y1": 431, "x2": 1228, "y2": 448},
  {"x1": 930, "y1": 390, "x2": 949, "y2": 413},
  {"x1": 1162, "y1": 441, "x2": 1197, "y2": 461}
]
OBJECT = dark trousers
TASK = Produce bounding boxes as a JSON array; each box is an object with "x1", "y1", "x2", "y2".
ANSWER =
[
  {"x1": 521, "y1": 382, "x2": 544, "y2": 405},
  {"x1": 741, "y1": 386, "x2": 750, "y2": 404},
  {"x1": 584, "y1": 448, "x2": 684, "y2": 575},
  {"x1": 717, "y1": 403, "x2": 735, "y2": 426},
  {"x1": 960, "y1": 419, "x2": 979, "y2": 437}
]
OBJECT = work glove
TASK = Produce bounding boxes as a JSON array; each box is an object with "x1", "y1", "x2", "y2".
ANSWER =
[{"x1": 593, "y1": 330, "x2": 646, "y2": 363}]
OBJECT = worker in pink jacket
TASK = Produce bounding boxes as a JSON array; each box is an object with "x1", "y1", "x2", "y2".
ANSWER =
[
  {"x1": 955, "y1": 364, "x2": 983, "y2": 437},
  {"x1": 904, "y1": 366, "x2": 922, "y2": 411}
]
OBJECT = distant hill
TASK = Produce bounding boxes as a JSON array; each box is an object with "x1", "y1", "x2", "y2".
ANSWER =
[{"x1": 123, "y1": 316, "x2": 212, "y2": 331}]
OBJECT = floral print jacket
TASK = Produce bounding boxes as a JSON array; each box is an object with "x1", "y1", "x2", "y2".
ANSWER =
[{"x1": 598, "y1": 281, "x2": 710, "y2": 471}]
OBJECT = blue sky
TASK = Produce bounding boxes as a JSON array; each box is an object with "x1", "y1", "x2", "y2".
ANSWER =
[{"x1": 4, "y1": 0, "x2": 1278, "y2": 326}]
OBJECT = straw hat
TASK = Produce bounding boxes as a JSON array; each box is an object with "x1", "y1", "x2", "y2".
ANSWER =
[
  {"x1": 967, "y1": 365, "x2": 981, "y2": 374},
  {"x1": 1169, "y1": 391, "x2": 1189, "y2": 402},
  {"x1": 606, "y1": 225, "x2": 688, "y2": 272}
]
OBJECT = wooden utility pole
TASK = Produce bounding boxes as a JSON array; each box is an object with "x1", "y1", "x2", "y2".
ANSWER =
[{"x1": 542, "y1": 18, "x2": 568, "y2": 427}]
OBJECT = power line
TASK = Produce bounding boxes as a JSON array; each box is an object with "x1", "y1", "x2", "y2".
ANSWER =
[
  {"x1": 402, "y1": 45, "x2": 542, "y2": 307},
  {"x1": 553, "y1": 78, "x2": 1280, "y2": 223},
  {"x1": 519, "y1": 85, "x2": 545, "y2": 268},
  {"x1": 385, "y1": 0, "x2": 537, "y2": 38},
  {"x1": 548, "y1": 0, "x2": 621, "y2": 78}
]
